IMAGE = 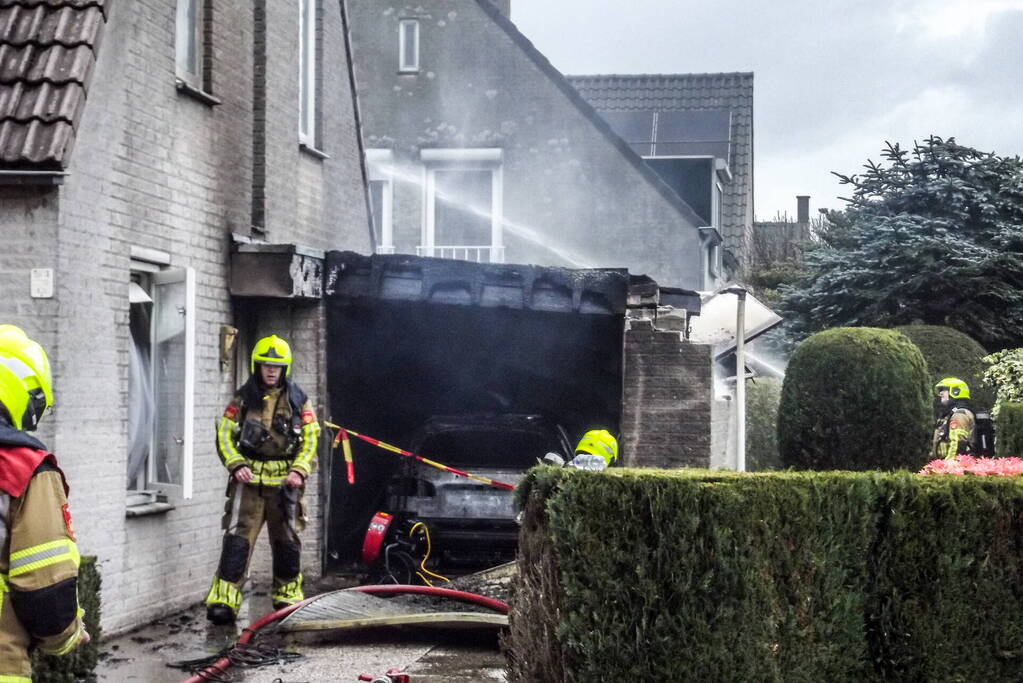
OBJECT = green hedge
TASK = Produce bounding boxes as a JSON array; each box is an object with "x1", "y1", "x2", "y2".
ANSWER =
[
  {"x1": 996, "y1": 402, "x2": 1023, "y2": 458},
  {"x1": 32, "y1": 556, "x2": 101, "y2": 683},
  {"x1": 507, "y1": 467, "x2": 1023, "y2": 682},
  {"x1": 746, "y1": 377, "x2": 783, "y2": 471},
  {"x1": 778, "y1": 327, "x2": 930, "y2": 471},
  {"x1": 896, "y1": 324, "x2": 995, "y2": 412}
]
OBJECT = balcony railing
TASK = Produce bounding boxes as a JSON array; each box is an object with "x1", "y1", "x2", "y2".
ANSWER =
[
  {"x1": 375, "y1": 245, "x2": 396, "y2": 255},
  {"x1": 416, "y1": 245, "x2": 506, "y2": 263}
]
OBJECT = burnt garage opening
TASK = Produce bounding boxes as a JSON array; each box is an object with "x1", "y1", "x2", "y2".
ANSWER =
[{"x1": 323, "y1": 252, "x2": 626, "y2": 569}]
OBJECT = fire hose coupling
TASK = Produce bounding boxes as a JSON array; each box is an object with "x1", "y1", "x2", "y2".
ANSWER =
[{"x1": 357, "y1": 669, "x2": 411, "y2": 683}]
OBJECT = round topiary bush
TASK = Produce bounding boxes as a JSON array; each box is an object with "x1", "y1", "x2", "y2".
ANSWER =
[
  {"x1": 778, "y1": 327, "x2": 931, "y2": 471},
  {"x1": 746, "y1": 376, "x2": 783, "y2": 471},
  {"x1": 895, "y1": 324, "x2": 995, "y2": 412}
]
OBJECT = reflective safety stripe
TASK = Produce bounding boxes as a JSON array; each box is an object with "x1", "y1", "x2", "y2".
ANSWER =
[
  {"x1": 272, "y1": 574, "x2": 304, "y2": 605},
  {"x1": 0, "y1": 571, "x2": 6, "y2": 621},
  {"x1": 217, "y1": 416, "x2": 247, "y2": 470},
  {"x1": 9, "y1": 539, "x2": 79, "y2": 577},
  {"x1": 249, "y1": 459, "x2": 291, "y2": 487},
  {"x1": 205, "y1": 576, "x2": 242, "y2": 611},
  {"x1": 290, "y1": 421, "x2": 320, "y2": 476},
  {"x1": 0, "y1": 675, "x2": 33, "y2": 682},
  {"x1": 49, "y1": 607, "x2": 86, "y2": 656}
]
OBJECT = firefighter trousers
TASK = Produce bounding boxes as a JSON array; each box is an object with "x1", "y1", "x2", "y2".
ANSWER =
[{"x1": 205, "y1": 480, "x2": 306, "y2": 612}]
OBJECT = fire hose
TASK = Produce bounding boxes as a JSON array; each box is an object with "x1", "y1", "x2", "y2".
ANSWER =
[
  {"x1": 177, "y1": 585, "x2": 509, "y2": 683},
  {"x1": 325, "y1": 422, "x2": 516, "y2": 491}
]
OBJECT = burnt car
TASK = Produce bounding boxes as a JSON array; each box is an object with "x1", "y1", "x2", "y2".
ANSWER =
[{"x1": 382, "y1": 414, "x2": 571, "y2": 567}]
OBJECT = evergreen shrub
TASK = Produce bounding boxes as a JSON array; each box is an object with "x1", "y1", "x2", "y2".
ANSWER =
[
  {"x1": 895, "y1": 324, "x2": 995, "y2": 412},
  {"x1": 995, "y1": 402, "x2": 1023, "y2": 457},
  {"x1": 778, "y1": 327, "x2": 930, "y2": 471},
  {"x1": 746, "y1": 377, "x2": 783, "y2": 470},
  {"x1": 32, "y1": 556, "x2": 101, "y2": 683},
  {"x1": 507, "y1": 467, "x2": 1023, "y2": 682}
]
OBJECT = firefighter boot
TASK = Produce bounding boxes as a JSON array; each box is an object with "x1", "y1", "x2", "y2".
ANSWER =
[{"x1": 206, "y1": 603, "x2": 236, "y2": 625}]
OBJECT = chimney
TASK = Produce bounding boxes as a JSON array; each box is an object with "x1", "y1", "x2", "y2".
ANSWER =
[
  {"x1": 489, "y1": 0, "x2": 511, "y2": 18},
  {"x1": 796, "y1": 195, "x2": 810, "y2": 225}
]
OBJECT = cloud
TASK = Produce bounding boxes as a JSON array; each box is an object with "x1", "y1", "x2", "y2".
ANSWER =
[{"x1": 510, "y1": 0, "x2": 1023, "y2": 217}]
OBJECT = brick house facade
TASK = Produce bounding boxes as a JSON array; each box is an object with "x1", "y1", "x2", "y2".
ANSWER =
[{"x1": 0, "y1": 0, "x2": 369, "y2": 634}]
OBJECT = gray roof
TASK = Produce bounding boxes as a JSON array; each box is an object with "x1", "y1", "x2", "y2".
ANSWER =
[
  {"x1": 471, "y1": 0, "x2": 708, "y2": 231},
  {"x1": 0, "y1": 0, "x2": 109, "y2": 169},
  {"x1": 568, "y1": 73, "x2": 754, "y2": 265}
]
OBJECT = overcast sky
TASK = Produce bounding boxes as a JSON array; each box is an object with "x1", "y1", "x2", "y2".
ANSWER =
[{"x1": 511, "y1": 0, "x2": 1023, "y2": 220}]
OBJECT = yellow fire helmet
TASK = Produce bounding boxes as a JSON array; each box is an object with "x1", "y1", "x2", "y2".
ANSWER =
[
  {"x1": 935, "y1": 377, "x2": 970, "y2": 400},
  {"x1": 251, "y1": 334, "x2": 292, "y2": 376},
  {"x1": 575, "y1": 429, "x2": 619, "y2": 466},
  {"x1": 0, "y1": 324, "x2": 53, "y2": 430}
]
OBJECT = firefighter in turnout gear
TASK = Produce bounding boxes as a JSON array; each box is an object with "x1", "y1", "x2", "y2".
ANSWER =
[
  {"x1": 567, "y1": 429, "x2": 619, "y2": 471},
  {"x1": 0, "y1": 325, "x2": 88, "y2": 681},
  {"x1": 205, "y1": 335, "x2": 320, "y2": 624},
  {"x1": 932, "y1": 377, "x2": 976, "y2": 460}
]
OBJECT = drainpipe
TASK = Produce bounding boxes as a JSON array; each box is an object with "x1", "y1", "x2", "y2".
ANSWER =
[{"x1": 725, "y1": 286, "x2": 747, "y2": 472}]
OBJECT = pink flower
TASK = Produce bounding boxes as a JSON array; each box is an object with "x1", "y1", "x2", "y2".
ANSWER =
[{"x1": 919, "y1": 455, "x2": 1023, "y2": 476}]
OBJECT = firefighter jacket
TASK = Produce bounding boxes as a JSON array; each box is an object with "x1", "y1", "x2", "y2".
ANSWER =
[
  {"x1": 0, "y1": 424, "x2": 84, "y2": 681},
  {"x1": 216, "y1": 375, "x2": 319, "y2": 486},
  {"x1": 933, "y1": 405, "x2": 976, "y2": 460}
]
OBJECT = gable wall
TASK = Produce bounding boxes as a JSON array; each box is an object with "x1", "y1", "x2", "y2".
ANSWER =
[{"x1": 347, "y1": 0, "x2": 704, "y2": 288}]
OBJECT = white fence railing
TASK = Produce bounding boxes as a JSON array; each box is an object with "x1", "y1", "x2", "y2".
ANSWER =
[
  {"x1": 375, "y1": 245, "x2": 396, "y2": 255},
  {"x1": 416, "y1": 245, "x2": 506, "y2": 263}
]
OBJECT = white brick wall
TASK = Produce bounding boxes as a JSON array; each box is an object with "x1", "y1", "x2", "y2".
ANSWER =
[{"x1": 0, "y1": 0, "x2": 369, "y2": 635}]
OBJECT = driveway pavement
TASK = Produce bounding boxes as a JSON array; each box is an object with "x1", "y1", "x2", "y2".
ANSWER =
[{"x1": 98, "y1": 570, "x2": 511, "y2": 682}]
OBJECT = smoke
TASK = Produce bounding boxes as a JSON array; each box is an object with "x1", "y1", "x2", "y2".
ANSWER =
[{"x1": 376, "y1": 162, "x2": 602, "y2": 268}]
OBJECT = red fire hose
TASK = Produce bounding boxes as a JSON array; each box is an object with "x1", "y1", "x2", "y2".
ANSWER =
[{"x1": 179, "y1": 585, "x2": 510, "y2": 683}]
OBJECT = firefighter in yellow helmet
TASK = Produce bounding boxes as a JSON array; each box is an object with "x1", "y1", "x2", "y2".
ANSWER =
[
  {"x1": 567, "y1": 429, "x2": 619, "y2": 471},
  {"x1": 0, "y1": 325, "x2": 88, "y2": 681},
  {"x1": 932, "y1": 377, "x2": 976, "y2": 460},
  {"x1": 205, "y1": 335, "x2": 320, "y2": 624}
]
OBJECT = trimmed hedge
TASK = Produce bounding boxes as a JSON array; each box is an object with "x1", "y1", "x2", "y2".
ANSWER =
[
  {"x1": 746, "y1": 377, "x2": 783, "y2": 471},
  {"x1": 778, "y1": 327, "x2": 930, "y2": 471},
  {"x1": 31, "y1": 556, "x2": 101, "y2": 683},
  {"x1": 996, "y1": 402, "x2": 1023, "y2": 458},
  {"x1": 896, "y1": 324, "x2": 995, "y2": 412},
  {"x1": 507, "y1": 468, "x2": 1023, "y2": 682}
]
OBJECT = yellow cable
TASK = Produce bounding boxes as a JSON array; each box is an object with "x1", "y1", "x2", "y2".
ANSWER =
[{"x1": 410, "y1": 522, "x2": 450, "y2": 583}]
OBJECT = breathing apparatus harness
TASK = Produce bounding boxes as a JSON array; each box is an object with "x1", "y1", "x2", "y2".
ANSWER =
[{"x1": 235, "y1": 374, "x2": 308, "y2": 460}]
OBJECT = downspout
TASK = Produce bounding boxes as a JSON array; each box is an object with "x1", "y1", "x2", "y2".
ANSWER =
[{"x1": 338, "y1": 0, "x2": 378, "y2": 253}]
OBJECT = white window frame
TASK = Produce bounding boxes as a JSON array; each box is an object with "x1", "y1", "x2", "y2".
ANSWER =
[
  {"x1": 299, "y1": 0, "x2": 318, "y2": 146},
  {"x1": 699, "y1": 228, "x2": 722, "y2": 290},
  {"x1": 399, "y1": 19, "x2": 420, "y2": 73},
  {"x1": 128, "y1": 257, "x2": 196, "y2": 500},
  {"x1": 420, "y1": 148, "x2": 504, "y2": 263},
  {"x1": 366, "y1": 149, "x2": 395, "y2": 254},
  {"x1": 175, "y1": 0, "x2": 205, "y2": 87}
]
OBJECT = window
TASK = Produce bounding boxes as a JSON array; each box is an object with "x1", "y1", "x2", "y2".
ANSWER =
[
  {"x1": 421, "y1": 149, "x2": 504, "y2": 263},
  {"x1": 399, "y1": 19, "x2": 420, "y2": 73},
  {"x1": 299, "y1": 0, "x2": 318, "y2": 146},
  {"x1": 366, "y1": 150, "x2": 395, "y2": 253},
  {"x1": 176, "y1": 0, "x2": 205, "y2": 89},
  {"x1": 128, "y1": 257, "x2": 196, "y2": 502},
  {"x1": 699, "y1": 228, "x2": 721, "y2": 289}
]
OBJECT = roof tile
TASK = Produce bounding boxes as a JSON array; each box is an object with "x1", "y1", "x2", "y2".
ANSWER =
[
  {"x1": 567, "y1": 74, "x2": 755, "y2": 256},
  {"x1": 0, "y1": 0, "x2": 108, "y2": 168}
]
